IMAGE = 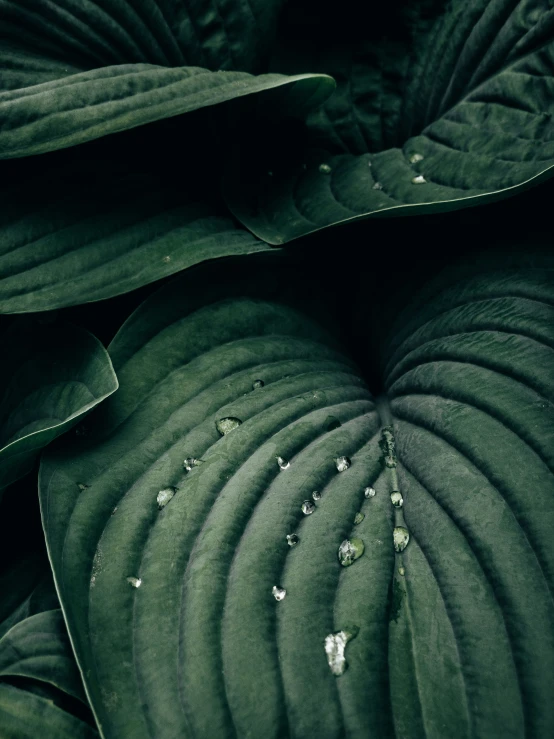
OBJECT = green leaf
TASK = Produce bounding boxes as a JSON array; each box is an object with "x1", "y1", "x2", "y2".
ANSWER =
[
  {"x1": 224, "y1": 0, "x2": 554, "y2": 243},
  {"x1": 40, "y1": 252, "x2": 554, "y2": 737},
  {"x1": 0, "y1": 67, "x2": 332, "y2": 159},
  {"x1": 0, "y1": 318, "x2": 118, "y2": 490},
  {"x1": 0, "y1": 552, "x2": 58, "y2": 641},
  {"x1": 0, "y1": 610, "x2": 87, "y2": 702},
  {"x1": 0, "y1": 0, "x2": 333, "y2": 158},
  {"x1": 0, "y1": 493, "x2": 98, "y2": 737},
  {"x1": 0, "y1": 607, "x2": 99, "y2": 737},
  {"x1": 0, "y1": 138, "x2": 275, "y2": 312}
]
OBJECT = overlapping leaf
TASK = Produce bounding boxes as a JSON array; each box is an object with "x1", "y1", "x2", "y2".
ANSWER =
[
  {"x1": 0, "y1": 486, "x2": 98, "y2": 737},
  {"x1": 0, "y1": 136, "x2": 274, "y2": 313},
  {"x1": 225, "y1": 0, "x2": 554, "y2": 243},
  {"x1": 40, "y1": 251, "x2": 554, "y2": 737},
  {"x1": 0, "y1": 0, "x2": 333, "y2": 158},
  {"x1": 0, "y1": 318, "x2": 117, "y2": 489}
]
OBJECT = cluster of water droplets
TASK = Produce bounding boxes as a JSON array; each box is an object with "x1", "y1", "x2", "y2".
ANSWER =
[
  {"x1": 409, "y1": 152, "x2": 426, "y2": 185},
  {"x1": 380, "y1": 426, "x2": 411, "y2": 558}
]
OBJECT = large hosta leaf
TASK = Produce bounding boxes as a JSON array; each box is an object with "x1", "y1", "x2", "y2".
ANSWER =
[
  {"x1": 0, "y1": 0, "x2": 333, "y2": 158},
  {"x1": 0, "y1": 135, "x2": 274, "y2": 312},
  {"x1": 225, "y1": 0, "x2": 554, "y2": 243},
  {"x1": 0, "y1": 318, "x2": 117, "y2": 489},
  {"x1": 40, "y1": 253, "x2": 554, "y2": 737}
]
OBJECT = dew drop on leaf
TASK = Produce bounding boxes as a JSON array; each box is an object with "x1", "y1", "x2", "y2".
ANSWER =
[
  {"x1": 183, "y1": 457, "x2": 202, "y2": 472},
  {"x1": 252, "y1": 379, "x2": 264, "y2": 389},
  {"x1": 272, "y1": 585, "x2": 286, "y2": 601},
  {"x1": 324, "y1": 626, "x2": 359, "y2": 676},
  {"x1": 338, "y1": 538, "x2": 365, "y2": 566},
  {"x1": 409, "y1": 153, "x2": 424, "y2": 164},
  {"x1": 335, "y1": 456, "x2": 351, "y2": 472},
  {"x1": 215, "y1": 416, "x2": 242, "y2": 435},
  {"x1": 390, "y1": 491, "x2": 403, "y2": 508},
  {"x1": 372, "y1": 182, "x2": 383, "y2": 190},
  {"x1": 364, "y1": 486, "x2": 376, "y2": 498},
  {"x1": 319, "y1": 163, "x2": 332, "y2": 174},
  {"x1": 157, "y1": 487, "x2": 176, "y2": 509},
  {"x1": 312, "y1": 490, "x2": 321, "y2": 501},
  {"x1": 277, "y1": 456, "x2": 290, "y2": 470},
  {"x1": 354, "y1": 512, "x2": 365, "y2": 525},
  {"x1": 127, "y1": 576, "x2": 142, "y2": 588},
  {"x1": 393, "y1": 527, "x2": 410, "y2": 553},
  {"x1": 301, "y1": 500, "x2": 316, "y2": 515},
  {"x1": 286, "y1": 533, "x2": 299, "y2": 547},
  {"x1": 411, "y1": 174, "x2": 427, "y2": 184}
]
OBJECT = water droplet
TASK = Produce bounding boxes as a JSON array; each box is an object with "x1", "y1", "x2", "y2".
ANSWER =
[
  {"x1": 162, "y1": 255, "x2": 171, "y2": 263},
  {"x1": 335, "y1": 456, "x2": 351, "y2": 472},
  {"x1": 286, "y1": 534, "x2": 299, "y2": 547},
  {"x1": 364, "y1": 486, "x2": 376, "y2": 498},
  {"x1": 372, "y1": 182, "x2": 383, "y2": 190},
  {"x1": 390, "y1": 491, "x2": 403, "y2": 508},
  {"x1": 301, "y1": 500, "x2": 316, "y2": 515},
  {"x1": 216, "y1": 416, "x2": 242, "y2": 436},
  {"x1": 111, "y1": 507, "x2": 118, "y2": 515},
  {"x1": 409, "y1": 153, "x2": 424, "y2": 164},
  {"x1": 183, "y1": 457, "x2": 202, "y2": 472},
  {"x1": 252, "y1": 379, "x2": 264, "y2": 389},
  {"x1": 272, "y1": 585, "x2": 286, "y2": 601},
  {"x1": 157, "y1": 487, "x2": 176, "y2": 509},
  {"x1": 319, "y1": 163, "x2": 332, "y2": 174},
  {"x1": 277, "y1": 456, "x2": 290, "y2": 471},
  {"x1": 411, "y1": 174, "x2": 427, "y2": 184},
  {"x1": 398, "y1": 566, "x2": 405, "y2": 576},
  {"x1": 312, "y1": 490, "x2": 321, "y2": 501},
  {"x1": 393, "y1": 526, "x2": 410, "y2": 553},
  {"x1": 354, "y1": 511, "x2": 365, "y2": 525},
  {"x1": 338, "y1": 538, "x2": 365, "y2": 566},
  {"x1": 384, "y1": 455, "x2": 396, "y2": 468},
  {"x1": 324, "y1": 626, "x2": 359, "y2": 676},
  {"x1": 127, "y1": 577, "x2": 142, "y2": 588},
  {"x1": 77, "y1": 483, "x2": 88, "y2": 491}
]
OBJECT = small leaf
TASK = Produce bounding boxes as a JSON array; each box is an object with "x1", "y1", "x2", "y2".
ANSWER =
[
  {"x1": 225, "y1": 0, "x2": 554, "y2": 243},
  {"x1": 0, "y1": 318, "x2": 118, "y2": 489},
  {"x1": 0, "y1": 485, "x2": 98, "y2": 737}
]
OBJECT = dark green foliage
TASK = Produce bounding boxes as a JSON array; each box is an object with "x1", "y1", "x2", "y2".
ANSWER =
[
  {"x1": 224, "y1": 0, "x2": 554, "y2": 243},
  {"x1": 0, "y1": 318, "x2": 117, "y2": 490},
  {"x1": 39, "y1": 251, "x2": 554, "y2": 738},
  {"x1": 1, "y1": 1, "x2": 554, "y2": 737}
]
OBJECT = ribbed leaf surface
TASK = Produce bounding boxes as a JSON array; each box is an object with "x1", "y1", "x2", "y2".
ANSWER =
[
  {"x1": 0, "y1": 0, "x2": 332, "y2": 157},
  {"x1": 225, "y1": 0, "x2": 554, "y2": 243},
  {"x1": 0, "y1": 144, "x2": 272, "y2": 313},
  {"x1": 40, "y1": 254, "x2": 554, "y2": 738}
]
